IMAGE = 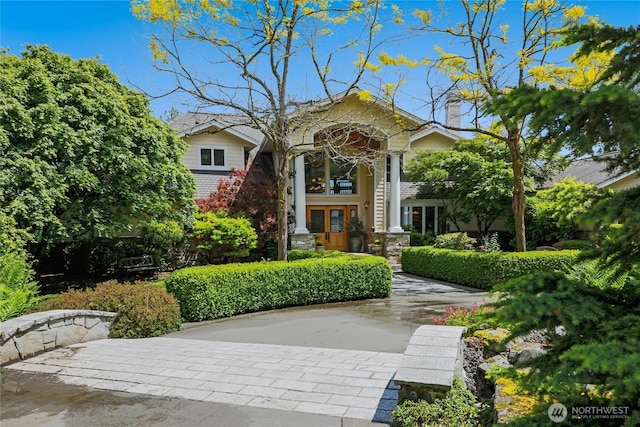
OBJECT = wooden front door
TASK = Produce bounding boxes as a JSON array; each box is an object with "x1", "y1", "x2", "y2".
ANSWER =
[{"x1": 307, "y1": 206, "x2": 352, "y2": 251}]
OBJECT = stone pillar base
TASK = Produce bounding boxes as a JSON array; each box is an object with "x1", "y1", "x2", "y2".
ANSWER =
[
  {"x1": 382, "y1": 232, "x2": 410, "y2": 265},
  {"x1": 290, "y1": 233, "x2": 316, "y2": 251}
]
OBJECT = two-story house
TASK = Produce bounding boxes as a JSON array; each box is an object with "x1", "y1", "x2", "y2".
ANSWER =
[{"x1": 171, "y1": 91, "x2": 464, "y2": 261}]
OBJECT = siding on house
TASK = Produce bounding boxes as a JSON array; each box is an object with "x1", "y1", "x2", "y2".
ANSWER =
[
  {"x1": 407, "y1": 133, "x2": 456, "y2": 159},
  {"x1": 605, "y1": 172, "x2": 640, "y2": 191},
  {"x1": 183, "y1": 132, "x2": 252, "y2": 171},
  {"x1": 191, "y1": 173, "x2": 232, "y2": 199}
]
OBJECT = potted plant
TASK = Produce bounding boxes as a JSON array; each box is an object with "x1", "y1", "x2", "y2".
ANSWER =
[
  {"x1": 348, "y1": 217, "x2": 364, "y2": 252},
  {"x1": 368, "y1": 238, "x2": 383, "y2": 255},
  {"x1": 315, "y1": 241, "x2": 325, "y2": 252}
]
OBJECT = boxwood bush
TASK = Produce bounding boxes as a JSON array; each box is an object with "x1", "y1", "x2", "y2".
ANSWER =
[
  {"x1": 402, "y1": 246, "x2": 578, "y2": 289},
  {"x1": 287, "y1": 249, "x2": 348, "y2": 261},
  {"x1": 32, "y1": 281, "x2": 181, "y2": 338},
  {"x1": 165, "y1": 256, "x2": 392, "y2": 322}
]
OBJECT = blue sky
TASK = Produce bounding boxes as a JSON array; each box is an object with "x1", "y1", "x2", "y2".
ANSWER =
[{"x1": 2, "y1": 1, "x2": 639, "y2": 118}]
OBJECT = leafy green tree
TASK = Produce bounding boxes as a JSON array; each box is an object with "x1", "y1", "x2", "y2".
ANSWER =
[
  {"x1": 0, "y1": 46, "x2": 196, "y2": 261},
  {"x1": 488, "y1": 24, "x2": 640, "y2": 173},
  {"x1": 405, "y1": 137, "x2": 513, "y2": 237},
  {"x1": 525, "y1": 178, "x2": 612, "y2": 247},
  {"x1": 394, "y1": 0, "x2": 610, "y2": 251},
  {"x1": 587, "y1": 186, "x2": 640, "y2": 276},
  {"x1": 131, "y1": 0, "x2": 393, "y2": 260}
]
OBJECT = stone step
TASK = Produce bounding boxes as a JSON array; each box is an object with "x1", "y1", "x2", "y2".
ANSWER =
[{"x1": 388, "y1": 260, "x2": 402, "y2": 273}]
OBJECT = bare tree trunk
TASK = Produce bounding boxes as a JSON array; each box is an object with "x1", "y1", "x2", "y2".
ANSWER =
[
  {"x1": 275, "y1": 142, "x2": 290, "y2": 261},
  {"x1": 507, "y1": 132, "x2": 527, "y2": 252}
]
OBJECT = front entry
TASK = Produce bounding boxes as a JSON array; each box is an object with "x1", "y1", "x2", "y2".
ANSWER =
[{"x1": 307, "y1": 205, "x2": 357, "y2": 251}]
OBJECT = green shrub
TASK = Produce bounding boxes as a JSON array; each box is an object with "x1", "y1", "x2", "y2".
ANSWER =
[
  {"x1": 434, "y1": 232, "x2": 476, "y2": 250},
  {"x1": 392, "y1": 378, "x2": 482, "y2": 427},
  {"x1": 433, "y1": 304, "x2": 499, "y2": 333},
  {"x1": 192, "y1": 211, "x2": 258, "y2": 263},
  {"x1": 165, "y1": 256, "x2": 392, "y2": 322},
  {"x1": 402, "y1": 246, "x2": 578, "y2": 289},
  {"x1": 412, "y1": 232, "x2": 436, "y2": 246},
  {"x1": 552, "y1": 239, "x2": 595, "y2": 251},
  {"x1": 287, "y1": 249, "x2": 347, "y2": 261},
  {"x1": 33, "y1": 281, "x2": 181, "y2": 338},
  {"x1": 139, "y1": 219, "x2": 187, "y2": 269},
  {"x1": 0, "y1": 252, "x2": 42, "y2": 322}
]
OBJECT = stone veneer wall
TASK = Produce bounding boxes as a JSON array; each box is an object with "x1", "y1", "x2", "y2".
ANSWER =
[
  {"x1": 383, "y1": 232, "x2": 410, "y2": 265},
  {"x1": 290, "y1": 233, "x2": 316, "y2": 251},
  {"x1": 0, "y1": 310, "x2": 116, "y2": 365}
]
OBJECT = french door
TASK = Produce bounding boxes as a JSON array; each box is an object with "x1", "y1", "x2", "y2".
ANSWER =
[{"x1": 307, "y1": 206, "x2": 356, "y2": 251}]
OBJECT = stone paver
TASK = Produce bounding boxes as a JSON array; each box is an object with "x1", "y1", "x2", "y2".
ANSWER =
[{"x1": 5, "y1": 337, "x2": 402, "y2": 424}]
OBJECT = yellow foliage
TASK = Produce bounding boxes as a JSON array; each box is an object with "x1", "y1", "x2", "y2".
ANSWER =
[
  {"x1": 473, "y1": 328, "x2": 509, "y2": 346},
  {"x1": 499, "y1": 24, "x2": 509, "y2": 40},
  {"x1": 377, "y1": 52, "x2": 419, "y2": 68},
  {"x1": 392, "y1": 4, "x2": 403, "y2": 24},
  {"x1": 358, "y1": 90, "x2": 373, "y2": 103},
  {"x1": 355, "y1": 52, "x2": 381, "y2": 72},
  {"x1": 525, "y1": 0, "x2": 558, "y2": 12},
  {"x1": 495, "y1": 377, "x2": 537, "y2": 419},
  {"x1": 149, "y1": 39, "x2": 169, "y2": 64},
  {"x1": 527, "y1": 47, "x2": 613, "y2": 90},
  {"x1": 564, "y1": 5, "x2": 585, "y2": 21},
  {"x1": 413, "y1": 9, "x2": 432, "y2": 25},
  {"x1": 135, "y1": 0, "x2": 183, "y2": 22}
]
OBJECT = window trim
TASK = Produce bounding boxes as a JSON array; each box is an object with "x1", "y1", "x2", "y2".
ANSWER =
[
  {"x1": 198, "y1": 145, "x2": 227, "y2": 170},
  {"x1": 401, "y1": 200, "x2": 447, "y2": 236}
]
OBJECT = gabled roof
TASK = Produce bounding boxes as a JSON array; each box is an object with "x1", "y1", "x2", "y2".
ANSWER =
[
  {"x1": 409, "y1": 126, "x2": 460, "y2": 143},
  {"x1": 169, "y1": 112, "x2": 265, "y2": 146},
  {"x1": 544, "y1": 155, "x2": 637, "y2": 189},
  {"x1": 290, "y1": 88, "x2": 457, "y2": 142},
  {"x1": 297, "y1": 88, "x2": 425, "y2": 129}
]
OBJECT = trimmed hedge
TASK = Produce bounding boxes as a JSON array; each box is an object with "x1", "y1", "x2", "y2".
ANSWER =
[
  {"x1": 402, "y1": 246, "x2": 578, "y2": 289},
  {"x1": 32, "y1": 281, "x2": 181, "y2": 338},
  {"x1": 287, "y1": 249, "x2": 348, "y2": 261},
  {"x1": 165, "y1": 256, "x2": 392, "y2": 322}
]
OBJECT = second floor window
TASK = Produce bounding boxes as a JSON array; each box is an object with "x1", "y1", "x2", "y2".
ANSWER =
[
  {"x1": 305, "y1": 153, "x2": 357, "y2": 195},
  {"x1": 200, "y1": 147, "x2": 225, "y2": 168}
]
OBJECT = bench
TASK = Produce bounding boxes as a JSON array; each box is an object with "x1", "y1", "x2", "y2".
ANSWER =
[{"x1": 121, "y1": 255, "x2": 158, "y2": 277}]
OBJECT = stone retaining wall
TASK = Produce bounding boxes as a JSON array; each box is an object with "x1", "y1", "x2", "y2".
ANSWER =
[{"x1": 0, "y1": 310, "x2": 115, "y2": 365}]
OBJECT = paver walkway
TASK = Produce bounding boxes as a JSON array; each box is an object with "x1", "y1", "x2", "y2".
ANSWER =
[{"x1": 7, "y1": 337, "x2": 402, "y2": 424}]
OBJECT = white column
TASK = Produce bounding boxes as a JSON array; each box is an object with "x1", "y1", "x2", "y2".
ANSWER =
[
  {"x1": 293, "y1": 154, "x2": 309, "y2": 234},
  {"x1": 388, "y1": 153, "x2": 404, "y2": 232}
]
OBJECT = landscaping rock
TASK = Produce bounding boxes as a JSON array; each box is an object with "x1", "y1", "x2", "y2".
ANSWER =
[
  {"x1": 476, "y1": 354, "x2": 510, "y2": 399},
  {"x1": 507, "y1": 341, "x2": 547, "y2": 364},
  {"x1": 462, "y1": 336, "x2": 484, "y2": 394},
  {"x1": 473, "y1": 328, "x2": 510, "y2": 357}
]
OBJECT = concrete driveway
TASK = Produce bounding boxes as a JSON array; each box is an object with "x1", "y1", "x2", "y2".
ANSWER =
[{"x1": 1, "y1": 273, "x2": 487, "y2": 427}]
